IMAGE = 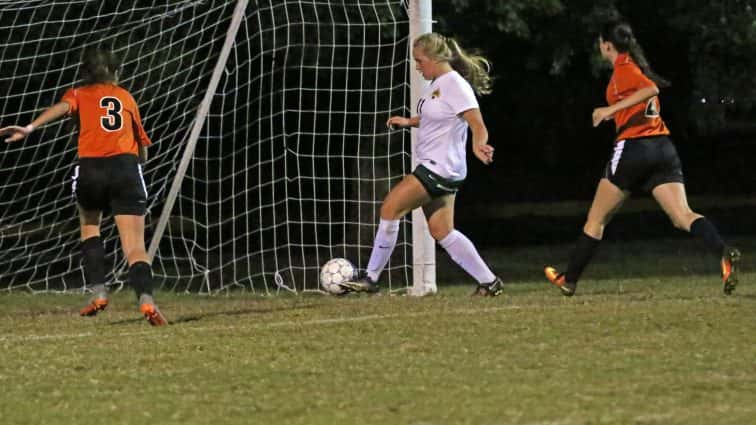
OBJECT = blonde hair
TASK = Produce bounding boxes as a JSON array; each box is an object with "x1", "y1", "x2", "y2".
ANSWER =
[{"x1": 413, "y1": 33, "x2": 492, "y2": 96}]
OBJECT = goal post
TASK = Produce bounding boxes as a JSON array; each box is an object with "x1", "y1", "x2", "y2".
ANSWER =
[{"x1": 407, "y1": 0, "x2": 437, "y2": 296}]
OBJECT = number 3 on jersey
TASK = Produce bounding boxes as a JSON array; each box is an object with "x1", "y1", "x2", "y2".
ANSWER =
[{"x1": 100, "y1": 97, "x2": 123, "y2": 131}]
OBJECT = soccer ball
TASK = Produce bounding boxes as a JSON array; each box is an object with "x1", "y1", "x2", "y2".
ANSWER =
[{"x1": 320, "y1": 258, "x2": 356, "y2": 295}]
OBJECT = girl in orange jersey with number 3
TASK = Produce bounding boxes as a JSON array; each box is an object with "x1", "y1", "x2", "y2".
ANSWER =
[
  {"x1": 544, "y1": 21, "x2": 740, "y2": 296},
  {"x1": 1, "y1": 48, "x2": 167, "y2": 325}
]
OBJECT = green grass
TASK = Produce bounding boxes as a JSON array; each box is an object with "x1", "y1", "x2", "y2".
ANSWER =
[{"x1": 1, "y1": 239, "x2": 755, "y2": 425}]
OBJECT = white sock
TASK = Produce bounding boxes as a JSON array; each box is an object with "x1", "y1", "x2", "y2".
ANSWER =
[
  {"x1": 366, "y1": 218, "x2": 400, "y2": 282},
  {"x1": 439, "y1": 230, "x2": 496, "y2": 284}
]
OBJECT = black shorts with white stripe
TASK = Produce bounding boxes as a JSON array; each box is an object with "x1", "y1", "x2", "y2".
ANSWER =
[
  {"x1": 603, "y1": 135, "x2": 684, "y2": 193},
  {"x1": 412, "y1": 164, "x2": 464, "y2": 198},
  {"x1": 72, "y1": 153, "x2": 148, "y2": 216}
]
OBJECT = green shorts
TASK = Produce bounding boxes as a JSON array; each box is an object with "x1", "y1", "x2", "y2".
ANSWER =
[{"x1": 412, "y1": 165, "x2": 465, "y2": 198}]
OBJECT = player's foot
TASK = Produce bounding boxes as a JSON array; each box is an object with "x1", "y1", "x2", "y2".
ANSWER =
[
  {"x1": 472, "y1": 276, "x2": 504, "y2": 297},
  {"x1": 339, "y1": 272, "x2": 380, "y2": 294},
  {"x1": 544, "y1": 266, "x2": 576, "y2": 297},
  {"x1": 79, "y1": 297, "x2": 109, "y2": 316},
  {"x1": 140, "y1": 303, "x2": 168, "y2": 326},
  {"x1": 721, "y1": 247, "x2": 741, "y2": 295}
]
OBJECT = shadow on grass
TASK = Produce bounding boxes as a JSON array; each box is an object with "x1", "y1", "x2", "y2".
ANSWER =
[{"x1": 107, "y1": 303, "x2": 319, "y2": 326}]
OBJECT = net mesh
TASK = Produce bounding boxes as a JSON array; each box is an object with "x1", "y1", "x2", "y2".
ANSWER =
[{"x1": 0, "y1": 0, "x2": 413, "y2": 294}]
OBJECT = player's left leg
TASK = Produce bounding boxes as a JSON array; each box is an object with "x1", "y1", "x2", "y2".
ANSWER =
[
  {"x1": 546, "y1": 178, "x2": 629, "y2": 296},
  {"x1": 114, "y1": 214, "x2": 167, "y2": 325},
  {"x1": 78, "y1": 206, "x2": 109, "y2": 316},
  {"x1": 424, "y1": 195, "x2": 502, "y2": 296},
  {"x1": 652, "y1": 182, "x2": 740, "y2": 294}
]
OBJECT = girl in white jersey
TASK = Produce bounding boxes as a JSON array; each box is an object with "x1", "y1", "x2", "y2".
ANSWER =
[{"x1": 341, "y1": 33, "x2": 503, "y2": 296}]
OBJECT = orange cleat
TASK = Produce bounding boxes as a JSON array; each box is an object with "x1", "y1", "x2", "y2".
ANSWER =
[
  {"x1": 79, "y1": 297, "x2": 109, "y2": 317},
  {"x1": 544, "y1": 266, "x2": 576, "y2": 297},
  {"x1": 140, "y1": 303, "x2": 168, "y2": 326},
  {"x1": 721, "y1": 247, "x2": 741, "y2": 295}
]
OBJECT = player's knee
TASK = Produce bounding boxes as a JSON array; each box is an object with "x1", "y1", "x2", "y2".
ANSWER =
[
  {"x1": 379, "y1": 202, "x2": 402, "y2": 220},
  {"x1": 428, "y1": 223, "x2": 452, "y2": 241}
]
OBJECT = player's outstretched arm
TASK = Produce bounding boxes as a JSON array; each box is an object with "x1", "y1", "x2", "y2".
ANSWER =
[{"x1": 1, "y1": 102, "x2": 71, "y2": 143}]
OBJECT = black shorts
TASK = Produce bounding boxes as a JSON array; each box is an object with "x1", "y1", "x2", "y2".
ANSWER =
[
  {"x1": 412, "y1": 164, "x2": 464, "y2": 198},
  {"x1": 603, "y1": 136, "x2": 684, "y2": 193},
  {"x1": 72, "y1": 154, "x2": 148, "y2": 215}
]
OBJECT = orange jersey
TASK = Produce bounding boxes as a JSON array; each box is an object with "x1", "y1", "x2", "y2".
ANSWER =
[
  {"x1": 61, "y1": 84, "x2": 151, "y2": 158},
  {"x1": 607, "y1": 53, "x2": 669, "y2": 141}
]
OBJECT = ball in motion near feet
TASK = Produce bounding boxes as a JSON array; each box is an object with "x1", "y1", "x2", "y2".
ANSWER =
[{"x1": 319, "y1": 258, "x2": 356, "y2": 295}]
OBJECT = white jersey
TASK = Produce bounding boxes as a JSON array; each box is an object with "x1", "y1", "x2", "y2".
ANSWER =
[{"x1": 415, "y1": 70, "x2": 478, "y2": 180}]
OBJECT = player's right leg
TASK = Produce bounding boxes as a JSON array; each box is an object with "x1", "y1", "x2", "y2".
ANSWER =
[
  {"x1": 78, "y1": 206, "x2": 109, "y2": 316},
  {"x1": 340, "y1": 174, "x2": 431, "y2": 293},
  {"x1": 111, "y1": 155, "x2": 167, "y2": 325},
  {"x1": 545, "y1": 178, "x2": 628, "y2": 296},
  {"x1": 115, "y1": 214, "x2": 167, "y2": 326}
]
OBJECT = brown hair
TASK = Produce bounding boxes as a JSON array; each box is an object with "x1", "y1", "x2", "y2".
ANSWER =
[
  {"x1": 600, "y1": 20, "x2": 670, "y2": 88},
  {"x1": 414, "y1": 33, "x2": 492, "y2": 96},
  {"x1": 80, "y1": 48, "x2": 121, "y2": 85}
]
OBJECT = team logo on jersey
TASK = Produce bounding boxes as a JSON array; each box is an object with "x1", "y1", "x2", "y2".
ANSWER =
[
  {"x1": 431, "y1": 89, "x2": 441, "y2": 99},
  {"x1": 644, "y1": 97, "x2": 660, "y2": 118}
]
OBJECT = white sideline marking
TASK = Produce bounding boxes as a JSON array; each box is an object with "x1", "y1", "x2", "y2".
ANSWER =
[{"x1": 0, "y1": 305, "x2": 520, "y2": 343}]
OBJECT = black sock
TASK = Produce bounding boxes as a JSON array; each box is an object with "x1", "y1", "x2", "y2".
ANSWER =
[
  {"x1": 565, "y1": 232, "x2": 601, "y2": 284},
  {"x1": 689, "y1": 217, "x2": 726, "y2": 257},
  {"x1": 128, "y1": 261, "x2": 153, "y2": 298},
  {"x1": 81, "y1": 236, "x2": 106, "y2": 286}
]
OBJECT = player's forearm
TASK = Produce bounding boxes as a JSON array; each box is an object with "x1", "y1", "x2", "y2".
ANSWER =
[
  {"x1": 607, "y1": 86, "x2": 659, "y2": 115},
  {"x1": 471, "y1": 125, "x2": 489, "y2": 147},
  {"x1": 408, "y1": 116, "x2": 420, "y2": 127},
  {"x1": 28, "y1": 102, "x2": 71, "y2": 131}
]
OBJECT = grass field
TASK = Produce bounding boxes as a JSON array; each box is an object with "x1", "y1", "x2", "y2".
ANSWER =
[{"x1": 1, "y1": 239, "x2": 755, "y2": 425}]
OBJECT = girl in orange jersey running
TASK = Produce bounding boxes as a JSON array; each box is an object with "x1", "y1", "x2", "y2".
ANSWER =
[
  {"x1": 544, "y1": 20, "x2": 740, "y2": 296},
  {"x1": 0, "y1": 48, "x2": 167, "y2": 325}
]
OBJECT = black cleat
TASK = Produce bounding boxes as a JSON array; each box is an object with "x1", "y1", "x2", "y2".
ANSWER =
[
  {"x1": 339, "y1": 272, "x2": 380, "y2": 294},
  {"x1": 472, "y1": 276, "x2": 504, "y2": 297},
  {"x1": 721, "y1": 247, "x2": 741, "y2": 295}
]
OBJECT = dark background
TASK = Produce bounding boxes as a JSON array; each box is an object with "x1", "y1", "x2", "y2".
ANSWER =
[
  {"x1": 1, "y1": 1, "x2": 754, "y2": 290},
  {"x1": 429, "y1": 0, "x2": 756, "y2": 245}
]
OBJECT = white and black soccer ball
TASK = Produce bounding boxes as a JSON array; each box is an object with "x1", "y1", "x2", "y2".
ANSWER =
[{"x1": 319, "y1": 258, "x2": 356, "y2": 295}]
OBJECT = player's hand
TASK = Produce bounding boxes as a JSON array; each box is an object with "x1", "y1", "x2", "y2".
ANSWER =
[
  {"x1": 592, "y1": 107, "x2": 614, "y2": 127},
  {"x1": 386, "y1": 116, "x2": 410, "y2": 130},
  {"x1": 0, "y1": 125, "x2": 33, "y2": 143},
  {"x1": 473, "y1": 143, "x2": 494, "y2": 165}
]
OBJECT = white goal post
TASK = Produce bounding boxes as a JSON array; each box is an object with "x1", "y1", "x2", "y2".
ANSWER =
[
  {"x1": 0, "y1": 0, "x2": 435, "y2": 294},
  {"x1": 406, "y1": 0, "x2": 436, "y2": 296}
]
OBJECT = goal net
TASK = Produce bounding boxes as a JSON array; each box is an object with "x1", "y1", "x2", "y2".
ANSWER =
[{"x1": 0, "y1": 0, "x2": 415, "y2": 294}]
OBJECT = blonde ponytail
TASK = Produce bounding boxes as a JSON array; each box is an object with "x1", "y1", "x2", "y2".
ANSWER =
[{"x1": 413, "y1": 33, "x2": 493, "y2": 96}]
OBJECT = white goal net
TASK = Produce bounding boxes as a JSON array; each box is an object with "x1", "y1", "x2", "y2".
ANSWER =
[{"x1": 0, "y1": 0, "x2": 416, "y2": 294}]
